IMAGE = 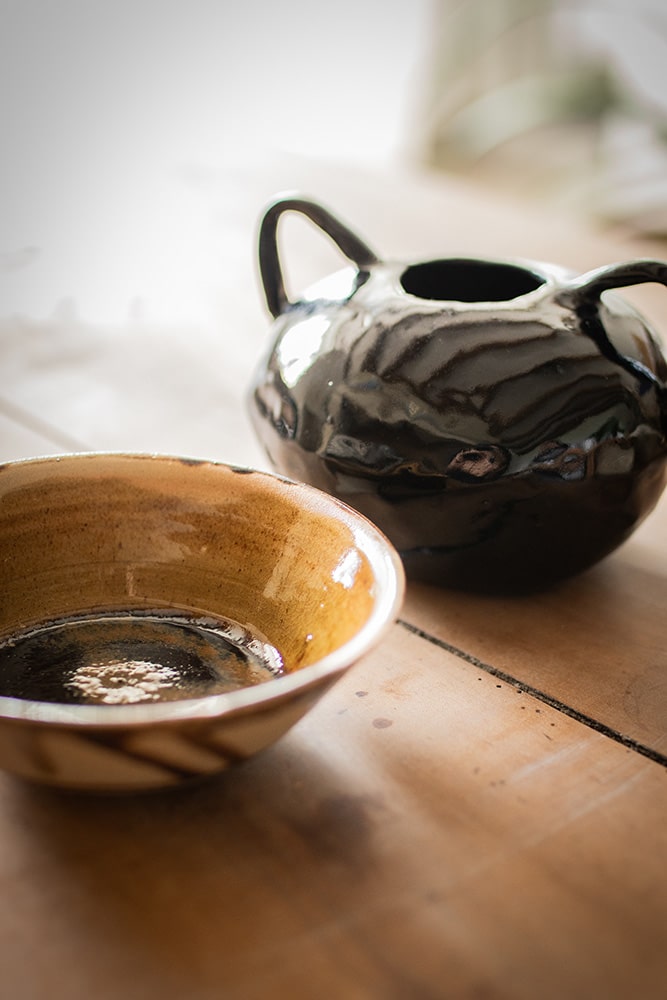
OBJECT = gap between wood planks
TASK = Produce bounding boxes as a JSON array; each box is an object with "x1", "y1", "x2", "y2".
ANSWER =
[
  {"x1": 0, "y1": 395, "x2": 88, "y2": 453},
  {"x1": 398, "y1": 619, "x2": 667, "y2": 771}
]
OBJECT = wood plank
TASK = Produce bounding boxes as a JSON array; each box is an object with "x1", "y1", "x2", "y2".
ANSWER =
[
  {"x1": 0, "y1": 624, "x2": 664, "y2": 999},
  {"x1": 0, "y1": 313, "x2": 267, "y2": 468},
  {"x1": 3, "y1": 156, "x2": 667, "y2": 1000},
  {"x1": 401, "y1": 521, "x2": 667, "y2": 760},
  {"x1": 0, "y1": 404, "x2": 75, "y2": 462}
]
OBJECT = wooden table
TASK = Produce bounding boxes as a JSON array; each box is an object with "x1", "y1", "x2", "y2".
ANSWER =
[{"x1": 1, "y1": 154, "x2": 666, "y2": 999}]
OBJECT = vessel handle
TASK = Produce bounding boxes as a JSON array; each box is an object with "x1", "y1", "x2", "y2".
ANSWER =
[
  {"x1": 560, "y1": 259, "x2": 667, "y2": 303},
  {"x1": 258, "y1": 194, "x2": 380, "y2": 318},
  {"x1": 557, "y1": 259, "x2": 667, "y2": 388}
]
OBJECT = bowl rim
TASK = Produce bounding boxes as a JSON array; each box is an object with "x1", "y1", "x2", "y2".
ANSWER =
[{"x1": 0, "y1": 451, "x2": 405, "y2": 728}]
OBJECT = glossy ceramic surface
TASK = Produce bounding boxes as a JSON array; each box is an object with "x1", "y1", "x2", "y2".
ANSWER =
[
  {"x1": 250, "y1": 195, "x2": 667, "y2": 592},
  {"x1": 0, "y1": 453, "x2": 404, "y2": 791}
]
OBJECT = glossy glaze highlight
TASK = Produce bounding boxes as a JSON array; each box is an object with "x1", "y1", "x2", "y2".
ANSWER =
[{"x1": 250, "y1": 195, "x2": 667, "y2": 592}]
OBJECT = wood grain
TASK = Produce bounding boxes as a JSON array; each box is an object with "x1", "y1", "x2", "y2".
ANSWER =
[
  {"x1": 1, "y1": 154, "x2": 667, "y2": 999},
  {"x1": 0, "y1": 627, "x2": 664, "y2": 999}
]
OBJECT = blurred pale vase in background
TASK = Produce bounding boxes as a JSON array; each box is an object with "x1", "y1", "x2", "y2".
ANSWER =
[{"x1": 416, "y1": 0, "x2": 667, "y2": 237}]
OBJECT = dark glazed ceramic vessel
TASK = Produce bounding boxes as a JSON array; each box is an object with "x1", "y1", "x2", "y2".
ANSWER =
[{"x1": 249, "y1": 194, "x2": 667, "y2": 592}]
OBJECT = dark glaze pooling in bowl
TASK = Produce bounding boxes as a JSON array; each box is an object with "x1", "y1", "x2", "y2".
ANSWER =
[{"x1": 0, "y1": 610, "x2": 283, "y2": 705}]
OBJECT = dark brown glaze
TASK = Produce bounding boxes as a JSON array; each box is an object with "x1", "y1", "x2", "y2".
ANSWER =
[
  {"x1": 250, "y1": 196, "x2": 667, "y2": 592},
  {"x1": 0, "y1": 610, "x2": 283, "y2": 705}
]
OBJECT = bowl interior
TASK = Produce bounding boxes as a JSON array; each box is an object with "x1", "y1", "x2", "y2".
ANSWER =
[{"x1": 0, "y1": 454, "x2": 402, "y2": 709}]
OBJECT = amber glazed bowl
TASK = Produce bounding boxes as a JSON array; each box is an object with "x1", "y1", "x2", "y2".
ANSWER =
[{"x1": 0, "y1": 453, "x2": 404, "y2": 792}]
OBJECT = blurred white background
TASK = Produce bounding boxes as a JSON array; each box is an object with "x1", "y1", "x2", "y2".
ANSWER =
[
  {"x1": 0, "y1": 0, "x2": 432, "y2": 322},
  {"x1": 1, "y1": 0, "x2": 667, "y2": 464},
  {"x1": 1, "y1": 0, "x2": 666, "y2": 326},
  {"x1": 419, "y1": 0, "x2": 667, "y2": 235}
]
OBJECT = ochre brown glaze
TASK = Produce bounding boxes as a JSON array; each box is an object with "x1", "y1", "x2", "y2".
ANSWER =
[
  {"x1": 0, "y1": 454, "x2": 404, "y2": 790},
  {"x1": 250, "y1": 195, "x2": 667, "y2": 592}
]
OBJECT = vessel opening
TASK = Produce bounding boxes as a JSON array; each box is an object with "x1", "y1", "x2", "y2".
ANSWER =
[{"x1": 400, "y1": 259, "x2": 545, "y2": 302}]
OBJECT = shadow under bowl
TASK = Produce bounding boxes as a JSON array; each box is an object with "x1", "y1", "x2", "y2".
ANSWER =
[{"x1": 0, "y1": 453, "x2": 404, "y2": 791}]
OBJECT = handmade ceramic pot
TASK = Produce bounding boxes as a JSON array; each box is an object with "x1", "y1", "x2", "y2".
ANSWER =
[
  {"x1": 249, "y1": 194, "x2": 667, "y2": 592},
  {"x1": 0, "y1": 453, "x2": 403, "y2": 790}
]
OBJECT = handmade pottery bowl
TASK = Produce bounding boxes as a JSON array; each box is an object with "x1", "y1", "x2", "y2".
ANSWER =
[{"x1": 0, "y1": 453, "x2": 403, "y2": 791}]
